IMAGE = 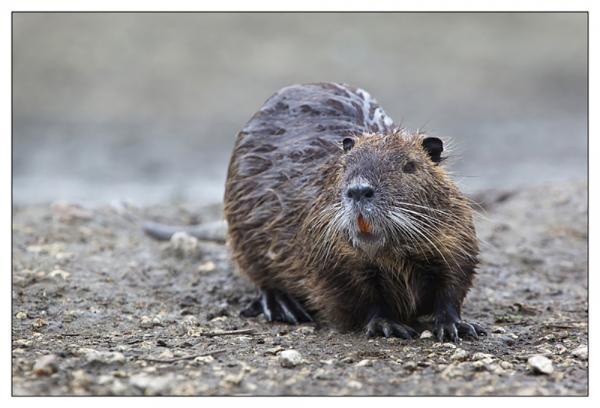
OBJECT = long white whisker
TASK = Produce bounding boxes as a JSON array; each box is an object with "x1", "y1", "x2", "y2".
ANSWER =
[{"x1": 388, "y1": 208, "x2": 458, "y2": 270}]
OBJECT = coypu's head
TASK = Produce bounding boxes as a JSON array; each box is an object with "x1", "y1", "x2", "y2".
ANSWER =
[{"x1": 330, "y1": 132, "x2": 463, "y2": 258}]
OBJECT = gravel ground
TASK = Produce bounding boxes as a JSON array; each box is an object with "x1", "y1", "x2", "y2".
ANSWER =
[{"x1": 11, "y1": 181, "x2": 588, "y2": 396}]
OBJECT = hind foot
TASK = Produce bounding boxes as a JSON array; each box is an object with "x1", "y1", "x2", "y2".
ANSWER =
[
  {"x1": 366, "y1": 316, "x2": 419, "y2": 339},
  {"x1": 240, "y1": 289, "x2": 313, "y2": 325}
]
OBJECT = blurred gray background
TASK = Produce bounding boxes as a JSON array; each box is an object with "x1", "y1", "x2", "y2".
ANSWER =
[{"x1": 13, "y1": 13, "x2": 587, "y2": 206}]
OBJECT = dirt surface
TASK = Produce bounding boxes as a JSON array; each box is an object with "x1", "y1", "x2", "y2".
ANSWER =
[{"x1": 12, "y1": 181, "x2": 588, "y2": 396}]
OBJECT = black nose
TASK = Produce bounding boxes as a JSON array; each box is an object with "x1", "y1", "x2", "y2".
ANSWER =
[{"x1": 346, "y1": 184, "x2": 375, "y2": 202}]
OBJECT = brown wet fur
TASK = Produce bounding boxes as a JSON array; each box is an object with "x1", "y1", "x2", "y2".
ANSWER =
[{"x1": 224, "y1": 82, "x2": 479, "y2": 332}]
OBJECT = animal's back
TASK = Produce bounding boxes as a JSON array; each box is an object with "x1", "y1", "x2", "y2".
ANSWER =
[{"x1": 224, "y1": 83, "x2": 394, "y2": 287}]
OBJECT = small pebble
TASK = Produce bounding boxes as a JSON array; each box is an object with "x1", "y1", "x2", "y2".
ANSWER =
[
  {"x1": 221, "y1": 371, "x2": 245, "y2": 386},
  {"x1": 472, "y1": 357, "x2": 495, "y2": 369},
  {"x1": 110, "y1": 380, "x2": 129, "y2": 395},
  {"x1": 313, "y1": 368, "x2": 330, "y2": 380},
  {"x1": 264, "y1": 346, "x2": 284, "y2": 355},
  {"x1": 158, "y1": 350, "x2": 174, "y2": 359},
  {"x1": 113, "y1": 370, "x2": 128, "y2": 378},
  {"x1": 129, "y1": 374, "x2": 175, "y2": 395},
  {"x1": 140, "y1": 315, "x2": 162, "y2": 329},
  {"x1": 55, "y1": 252, "x2": 75, "y2": 261},
  {"x1": 49, "y1": 269, "x2": 71, "y2": 280},
  {"x1": 403, "y1": 361, "x2": 417, "y2": 371},
  {"x1": 97, "y1": 375, "x2": 114, "y2": 385},
  {"x1": 244, "y1": 382, "x2": 258, "y2": 391},
  {"x1": 279, "y1": 349, "x2": 303, "y2": 368},
  {"x1": 197, "y1": 261, "x2": 216, "y2": 272},
  {"x1": 170, "y1": 232, "x2": 199, "y2": 257},
  {"x1": 81, "y1": 349, "x2": 126, "y2": 365},
  {"x1": 472, "y1": 352, "x2": 494, "y2": 361},
  {"x1": 193, "y1": 355, "x2": 214, "y2": 365},
  {"x1": 14, "y1": 339, "x2": 32, "y2": 347},
  {"x1": 31, "y1": 318, "x2": 47, "y2": 330},
  {"x1": 33, "y1": 354, "x2": 59, "y2": 376},
  {"x1": 71, "y1": 369, "x2": 92, "y2": 387},
  {"x1": 527, "y1": 355, "x2": 554, "y2": 375},
  {"x1": 420, "y1": 330, "x2": 433, "y2": 339},
  {"x1": 296, "y1": 325, "x2": 316, "y2": 335},
  {"x1": 536, "y1": 346, "x2": 553, "y2": 356},
  {"x1": 140, "y1": 316, "x2": 153, "y2": 328},
  {"x1": 572, "y1": 345, "x2": 588, "y2": 360},
  {"x1": 15, "y1": 311, "x2": 27, "y2": 320},
  {"x1": 542, "y1": 334, "x2": 556, "y2": 342},
  {"x1": 499, "y1": 335, "x2": 517, "y2": 346},
  {"x1": 26, "y1": 243, "x2": 65, "y2": 255},
  {"x1": 356, "y1": 359, "x2": 373, "y2": 367},
  {"x1": 440, "y1": 363, "x2": 467, "y2": 379},
  {"x1": 450, "y1": 348, "x2": 469, "y2": 361},
  {"x1": 554, "y1": 344, "x2": 567, "y2": 355},
  {"x1": 441, "y1": 342, "x2": 457, "y2": 349}
]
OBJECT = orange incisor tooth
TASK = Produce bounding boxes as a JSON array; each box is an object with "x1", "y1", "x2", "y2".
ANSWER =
[{"x1": 357, "y1": 214, "x2": 372, "y2": 234}]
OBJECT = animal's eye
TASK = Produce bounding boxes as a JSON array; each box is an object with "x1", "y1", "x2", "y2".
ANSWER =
[
  {"x1": 342, "y1": 138, "x2": 355, "y2": 152},
  {"x1": 403, "y1": 161, "x2": 417, "y2": 173}
]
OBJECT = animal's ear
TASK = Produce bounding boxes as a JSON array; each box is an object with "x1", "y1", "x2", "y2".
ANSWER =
[
  {"x1": 422, "y1": 137, "x2": 443, "y2": 164},
  {"x1": 342, "y1": 137, "x2": 355, "y2": 152}
]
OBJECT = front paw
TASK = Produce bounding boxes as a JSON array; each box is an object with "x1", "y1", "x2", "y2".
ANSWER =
[
  {"x1": 240, "y1": 289, "x2": 313, "y2": 325},
  {"x1": 366, "y1": 316, "x2": 419, "y2": 339},
  {"x1": 433, "y1": 319, "x2": 487, "y2": 343}
]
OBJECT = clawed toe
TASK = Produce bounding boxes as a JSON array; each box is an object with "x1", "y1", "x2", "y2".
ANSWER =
[
  {"x1": 456, "y1": 322, "x2": 478, "y2": 339},
  {"x1": 391, "y1": 322, "x2": 419, "y2": 339},
  {"x1": 366, "y1": 317, "x2": 418, "y2": 339},
  {"x1": 434, "y1": 322, "x2": 459, "y2": 343},
  {"x1": 433, "y1": 320, "x2": 487, "y2": 343},
  {"x1": 240, "y1": 289, "x2": 313, "y2": 325},
  {"x1": 240, "y1": 298, "x2": 263, "y2": 317},
  {"x1": 470, "y1": 322, "x2": 487, "y2": 336}
]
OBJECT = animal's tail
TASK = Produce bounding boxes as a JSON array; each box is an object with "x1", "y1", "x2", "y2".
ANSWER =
[{"x1": 143, "y1": 220, "x2": 227, "y2": 243}]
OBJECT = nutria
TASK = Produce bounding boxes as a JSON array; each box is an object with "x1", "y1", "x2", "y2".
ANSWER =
[
  {"x1": 224, "y1": 82, "x2": 485, "y2": 342},
  {"x1": 145, "y1": 82, "x2": 485, "y2": 341}
]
